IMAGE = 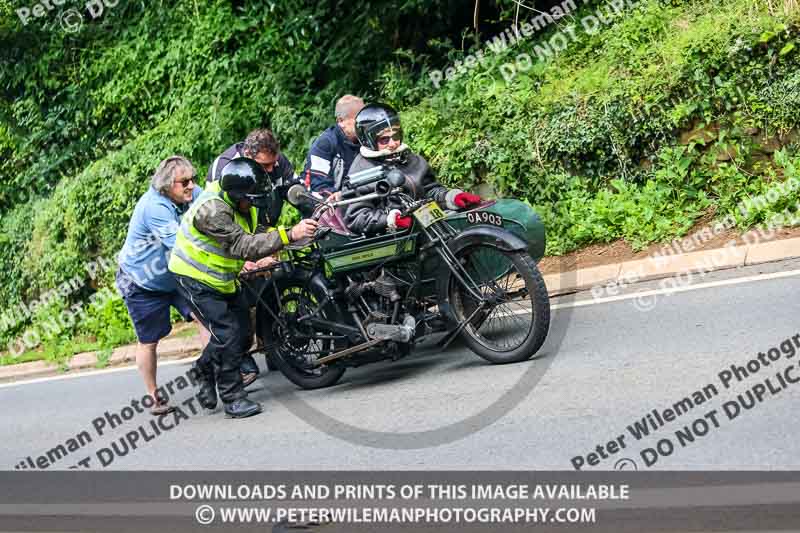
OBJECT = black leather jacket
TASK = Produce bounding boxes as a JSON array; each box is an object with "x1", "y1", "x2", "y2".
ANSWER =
[{"x1": 343, "y1": 150, "x2": 459, "y2": 235}]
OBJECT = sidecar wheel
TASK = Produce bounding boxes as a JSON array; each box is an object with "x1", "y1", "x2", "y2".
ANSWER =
[{"x1": 449, "y1": 247, "x2": 550, "y2": 364}]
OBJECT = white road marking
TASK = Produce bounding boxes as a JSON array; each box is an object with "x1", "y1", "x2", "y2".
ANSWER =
[
  {"x1": 549, "y1": 268, "x2": 800, "y2": 310},
  {"x1": 0, "y1": 355, "x2": 198, "y2": 390}
]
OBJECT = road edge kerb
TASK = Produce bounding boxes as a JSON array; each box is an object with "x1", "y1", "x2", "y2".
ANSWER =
[
  {"x1": 0, "y1": 337, "x2": 202, "y2": 384},
  {"x1": 3, "y1": 237, "x2": 800, "y2": 383},
  {"x1": 542, "y1": 236, "x2": 800, "y2": 294}
]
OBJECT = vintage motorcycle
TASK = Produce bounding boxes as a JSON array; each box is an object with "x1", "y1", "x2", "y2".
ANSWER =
[{"x1": 246, "y1": 167, "x2": 551, "y2": 390}]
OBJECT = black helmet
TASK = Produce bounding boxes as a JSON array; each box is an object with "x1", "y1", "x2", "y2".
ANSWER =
[
  {"x1": 355, "y1": 103, "x2": 403, "y2": 151},
  {"x1": 220, "y1": 157, "x2": 272, "y2": 209}
]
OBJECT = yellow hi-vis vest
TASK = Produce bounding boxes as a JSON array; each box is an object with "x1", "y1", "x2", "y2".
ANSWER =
[{"x1": 168, "y1": 189, "x2": 258, "y2": 294}]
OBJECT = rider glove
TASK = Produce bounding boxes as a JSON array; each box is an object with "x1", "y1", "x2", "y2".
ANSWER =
[
  {"x1": 387, "y1": 209, "x2": 413, "y2": 231},
  {"x1": 453, "y1": 192, "x2": 482, "y2": 209}
]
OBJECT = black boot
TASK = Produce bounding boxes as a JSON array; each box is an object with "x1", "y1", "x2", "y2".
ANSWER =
[
  {"x1": 192, "y1": 362, "x2": 218, "y2": 410},
  {"x1": 224, "y1": 398, "x2": 263, "y2": 419}
]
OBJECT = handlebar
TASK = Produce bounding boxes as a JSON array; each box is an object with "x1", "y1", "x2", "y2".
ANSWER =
[
  {"x1": 238, "y1": 261, "x2": 290, "y2": 281},
  {"x1": 329, "y1": 188, "x2": 405, "y2": 209},
  {"x1": 311, "y1": 187, "x2": 408, "y2": 221}
]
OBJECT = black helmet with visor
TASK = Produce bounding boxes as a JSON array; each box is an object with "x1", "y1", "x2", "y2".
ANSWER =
[
  {"x1": 220, "y1": 157, "x2": 273, "y2": 210},
  {"x1": 354, "y1": 103, "x2": 403, "y2": 152}
]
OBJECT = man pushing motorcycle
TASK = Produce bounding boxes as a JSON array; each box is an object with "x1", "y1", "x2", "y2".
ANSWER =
[
  {"x1": 169, "y1": 158, "x2": 318, "y2": 419},
  {"x1": 343, "y1": 103, "x2": 483, "y2": 235}
]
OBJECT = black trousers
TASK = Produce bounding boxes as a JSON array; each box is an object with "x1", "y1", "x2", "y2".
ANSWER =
[{"x1": 175, "y1": 275, "x2": 252, "y2": 403}]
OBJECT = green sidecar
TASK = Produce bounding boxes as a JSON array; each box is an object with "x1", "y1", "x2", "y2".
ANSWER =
[{"x1": 445, "y1": 198, "x2": 545, "y2": 262}]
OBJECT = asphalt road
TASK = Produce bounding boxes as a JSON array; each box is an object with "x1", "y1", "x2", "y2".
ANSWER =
[{"x1": 3, "y1": 258, "x2": 800, "y2": 471}]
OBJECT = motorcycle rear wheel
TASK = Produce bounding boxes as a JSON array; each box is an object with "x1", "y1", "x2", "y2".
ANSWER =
[{"x1": 448, "y1": 245, "x2": 550, "y2": 364}]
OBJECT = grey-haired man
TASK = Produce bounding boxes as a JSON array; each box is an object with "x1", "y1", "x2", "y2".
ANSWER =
[{"x1": 116, "y1": 156, "x2": 210, "y2": 415}]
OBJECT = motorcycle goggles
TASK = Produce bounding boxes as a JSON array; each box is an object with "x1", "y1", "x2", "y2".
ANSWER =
[{"x1": 246, "y1": 173, "x2": 274, "y2": 209}]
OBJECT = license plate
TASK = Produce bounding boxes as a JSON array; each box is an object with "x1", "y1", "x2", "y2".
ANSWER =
[
  {"x1": 413, "y1": 201, "x2": 446, "y2": 228},
  {"x1": 466, "y1": 210, "x2": 504, "y2": 226}
]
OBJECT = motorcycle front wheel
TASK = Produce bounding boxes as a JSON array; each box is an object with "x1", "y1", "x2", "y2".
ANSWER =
[{"x1": 448, "y1": 245, "x2": 550, "y2": 364}]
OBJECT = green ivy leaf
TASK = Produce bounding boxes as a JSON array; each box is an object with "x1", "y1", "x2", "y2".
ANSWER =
[
  {"x1": 779, "y1": 43, "x2": 795, "y2": 56},
  {"x1": 759, "y1": 31, "x2": 777, "y2": 43}
]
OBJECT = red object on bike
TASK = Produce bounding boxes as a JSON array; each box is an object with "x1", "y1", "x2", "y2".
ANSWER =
[
  {"x1": 304, "y1": 168, "x2": 311, "y2": 190},
  {"x1": 454, "y1": 192, "x2": 481, "y2": 208},
  {"x1": 395, "y1": 216, "x2": 412, "y2": 229}
]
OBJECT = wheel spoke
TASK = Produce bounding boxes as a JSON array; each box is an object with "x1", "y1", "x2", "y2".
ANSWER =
[
  {"x1": 270, "y1": 285, "x2": 337, "y2": 377},
  {"x1": 453, "y1": 247, "x2": 535, "y2": 352}
]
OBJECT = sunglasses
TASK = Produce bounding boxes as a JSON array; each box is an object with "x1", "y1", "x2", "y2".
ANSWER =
[
  {"x1": 175, "y1": 176, "x2": 196, "y2": 187},
  {"x1": 376, "y1": 132, "x2": 402, "y2": 146}
]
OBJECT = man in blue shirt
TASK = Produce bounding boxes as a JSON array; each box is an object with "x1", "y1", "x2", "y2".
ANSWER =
[
  {"x1": 303, "y1": 95, "x2": 365, "y2": 195},
  {"x1": 116, "y1": 155, "x2": 210, "y2": 415}
]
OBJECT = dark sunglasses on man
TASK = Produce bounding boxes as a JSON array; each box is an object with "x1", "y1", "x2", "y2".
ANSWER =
[{"x1": 175, "y1": 176, "x2": 196, "y2": 187}]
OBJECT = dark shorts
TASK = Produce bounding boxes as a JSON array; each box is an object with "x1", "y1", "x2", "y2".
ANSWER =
[{"x1": 116, "y1": 269, "x2": 193, "y2": 344}]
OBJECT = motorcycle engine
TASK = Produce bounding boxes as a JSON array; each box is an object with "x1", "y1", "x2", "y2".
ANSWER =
[
  {"x1": 345, "y1": 269, "x2": 417, "y2": 354},
  {"x1": 345, "y1": 269, "x2": 401, "y2": 327}
]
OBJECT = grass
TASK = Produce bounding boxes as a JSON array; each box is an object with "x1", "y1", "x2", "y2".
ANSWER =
[
  {"x1": 0, "y1": 335, "x2": 102, "y2": 367},
  {"x1": 172, "y1": 323, "x2": 201, "y2": 339},
  {"x1": 94, "y1": 347, "x2": 113, "y2": 369},
  {"x1": 0, "y1": 351, "x2": 46, "y2": 366},
  {"x1": 0, "y1": 320, "x2": 200, "y2": 368}
]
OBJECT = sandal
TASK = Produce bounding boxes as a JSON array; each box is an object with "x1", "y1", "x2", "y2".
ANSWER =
[
  {"x1": 241, "y1": 372, "x2": 258, "y2": 387},
  {"x1": 150, "y1": 397, "x2": 175, "y2": 416}
]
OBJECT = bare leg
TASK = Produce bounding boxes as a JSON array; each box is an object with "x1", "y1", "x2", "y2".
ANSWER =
[
  {"x1": 196, "y1": 316, "x2": 211, "y2": 348},
  {"x1": 136, "y1": 342, "x2": 159, "y2": 398}
]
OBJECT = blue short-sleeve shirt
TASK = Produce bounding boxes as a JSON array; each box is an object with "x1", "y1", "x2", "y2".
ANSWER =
[{"x1": 117, "y1": 185, "x2": 202, "y2": 292}]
